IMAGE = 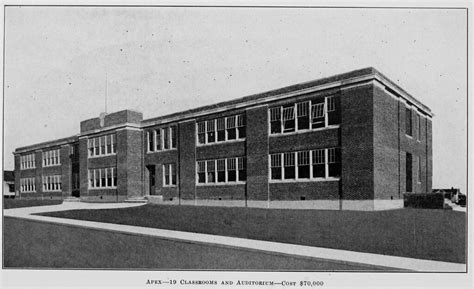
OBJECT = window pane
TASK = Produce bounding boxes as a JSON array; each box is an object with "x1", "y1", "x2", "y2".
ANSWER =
[
  {"x1": 207, "y1": 120, "x2": 215, "y2": 143},
  {"x1": 171, "y1": 126, "x2": 177, "y2": 148},
  {"x1": 163, "y1": 128, "x2": 170, "y2": 149},
  {"x1": 282, "y1": 106, "x2": 295, "y2": 132},
  {"x1": 156, "y1": 129, "x2": 161, "y2": 150}
]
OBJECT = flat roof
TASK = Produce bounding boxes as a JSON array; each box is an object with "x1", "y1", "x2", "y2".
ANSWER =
[{"x1": 141, "y1": 67, "x2": 432, "y2": 126}]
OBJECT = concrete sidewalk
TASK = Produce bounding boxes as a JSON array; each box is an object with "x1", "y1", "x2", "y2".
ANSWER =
[{"x1": 4, "y1": 202, "x2": 466, "y2": 272}]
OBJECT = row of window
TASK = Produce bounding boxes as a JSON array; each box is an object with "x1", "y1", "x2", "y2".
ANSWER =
[
  {"x1": 42, "y1": 175, "x2": 62, "y2": 192},
  {"x1": 88, "y1": 167, "x2": 117, "y2": 189},
  {"x1": 405, "y1": 108, "x2": 422, "y2": 141},
  {"x1": 270, "y1": 148, "x2": 341, "y2": 180},
  {"x1": 20, "y1": 177, "x2": 36, "y2": 192},
  {"x1": 147, "y1": 126, "x2": 177, "y2": 152},
  {"x1": 197, "y1": 114, "x2": 246, "y2": 145},
  {"x1": 269, "y1": 96, "x2": 338, "y2": 135},
  {"x1": 20, "y1": 154, "x2": 36, "y2": 170},
  {"x1": 43, "y1": 149, "x2": 61, "y2": 167},
  {"x1": 88, "y1": 134, "x2": 117, "y2": 157},
  {"x1": 197, "y1": 157, "x2": 246, "y2": 184}
]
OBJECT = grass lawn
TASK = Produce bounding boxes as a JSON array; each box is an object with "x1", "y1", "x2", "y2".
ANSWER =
[
  {"x1": 3, "y1": 198, "x2": 62, "y2": 209},
  {"x1": 39, "y1": 204, "x2": 466, "y2": 264},
  {"x1": 3, "y1": 217, "x2": 385, "y2": 270}
]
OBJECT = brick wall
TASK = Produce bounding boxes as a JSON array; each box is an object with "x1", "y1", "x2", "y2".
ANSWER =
[
  {"x1": 341, "y1": 84, "x2": 374, "y2": 200},
  {"x1": 246, "y1": 106, "x2": 268, "y2": 200},
  {"x1": 196, "y1": 185, "x2": 246, "y2": 200},
  {"x1": 60, "y1": 145, "x2": 71, "y2": 198},
  {"x1": 269, "y1": 181, "x2": 340, "y2": 200},
  {"x1": 373, "y1": 85, "x2": 400, "y2": 200},
  {"x1": 78, "y1": 137, "x2": 89, "y2": 199},
  {"x1": 178, "y1": 120, "x2": 196, "y2": 200}
]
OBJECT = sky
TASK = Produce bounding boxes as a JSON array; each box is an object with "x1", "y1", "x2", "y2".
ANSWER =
[{"x1": 3, "y1": 6, "x2": 467, "y2": 193}]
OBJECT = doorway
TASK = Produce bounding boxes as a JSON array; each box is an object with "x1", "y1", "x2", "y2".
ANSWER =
[{"x1": 146, "y1": 165, "x2": 156, "y2": 195}]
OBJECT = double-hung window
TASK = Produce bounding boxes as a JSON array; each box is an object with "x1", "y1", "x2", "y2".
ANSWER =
[
  {"x1": 282, "y1": 106, "x2": 295, "y2": 133},
  {"x1": 197, "y1": 161, "x2": 206, "y2": 183},
  {"x1": 226, "y1": 116, "x2": 237, "y2": 140},
  {"x1": 43, "y1": 149, "x2": 60, "y2": 167},
  {"x1": 88, "y1": 134, "x2": 116, "y2": 157},
  {"x1": 217, "y1": 159, "x2": 226, "y2": 183},
  {"x1": 312, "y1": 149, "x2": 326, "y2": 178},
  {"x1": 297, "y1": 102, "x2": 310, "y2": 130},
  {"x1": 206, "y1": 160, "x2": 216, "y2": 183},
  {"x1": 207, "y1": 120, "x2": 216, "y2": 143},
  {"x1": 163, "y1": 127, "x2": 170, "y2": 150},
  {"x1": 156, "y1": 129, "x2": 162, "y2": 151},
  {"x1": 297, "y1": 151, "x2": 310, "y2": 179},
  {"x1": 311, "y1": 101, "x2": 325, "y2": 129},
  {"x1": 89, "y1": 167, "x2": 117, "y2": 189},
  {"x1": 328, "y1": 148, "x2": 341, "y2": 177},
  {"x1": 227, "y1": 158, "x2": 237, "y2": 182},
  {"x1": 270, "y1": 107, "x2": 282, "y2": 134},
  {"x1": 170, "y1": 126, "x2": 177, "y2": 149},
  {"x1": 217, "y1": 118, "x2": 226, "y2": 141},
  {"x1": 147, "y1": 130, "x2": 155, "y2": 152},
  {"x1": 417, "y1": 114, "x2": 421, "y2": 141},
  {"x1": 163, "y1": 163, "x2": 177, "y2": 187},
  {"x1": 270, "y1": 154, "x2": 282, "y2": 180},
  {"x1": 283, "y1": 152, "x2": 296, "y2": 179},
  {"x1": 197, "y1": 122, "x2": 206, "y2": 144}
]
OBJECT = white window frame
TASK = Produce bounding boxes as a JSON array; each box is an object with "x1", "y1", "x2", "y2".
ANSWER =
[
  {"x1": 88, "y1": 167, "x2": 117, "y2": 189},
  {"x1": 269, "y1": 148, "x2": 341, "y2": 182},
  {"x1": 196, "y1": 114, "x2": 246, "y2": 146},
  {"x1": 163, "y1": 163, "x2": 177, "y2": 187},
  {"x1": 20, "y1": 177, "x2": 36, "y2": 193},
  {"x1": 88, "y1": 134, "x2": 117, "y2": 158},
  {"x1": 42, "y1": 149, "x2": 60, "y2": 167},
  {"x1": 196, "y1": 157, "x2": 246, "y2": 185},
  {"x1": 269, "y1": 95, "x2": 338, "y2": 136}
]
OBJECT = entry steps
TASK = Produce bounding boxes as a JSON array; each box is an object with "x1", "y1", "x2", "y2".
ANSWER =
[
  {"x1": 124, "y1": 197, "x2": 149, "y2": 203},
  {"x1": 63, "y1": 197, "x2": 81, "y2": 202}
]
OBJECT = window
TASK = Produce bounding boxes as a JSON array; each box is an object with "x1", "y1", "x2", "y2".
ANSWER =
[
  {"x1": 417, "y1": 156, "x2": 421, "y2": 183},
  {"x1": 227, "y1": 158, "x2": 237, "y2": 182},
  {"x1": 271, "y1": 148, "x2": 341, "y2": 181},
  {"x1": 163, "y1": 163, "x2": 177, "y2": 187},
  {"x1": 197, "y1": 122, "x2": 206, "y2": 144},
  {"x1": 72, "y1": 173, "x2": 80, "y2": 190},
  {"x1": 226, "y1": 116, "x2": 237, "y2": 140},
  {"x1": 297, "y1": 151, "x2": 310, "y2": 178},
  {"x1": 270, "y1": 107, "x2": 282, "y2": 134},
  {"x1": 197, "y1": 161, "x2": 206, "y2": 183},
  {"x1": 43, "y1": 149, "x2": 60, "y2": 167},
  {"x1": 106, "y1": 135, "x2": 112, "y2": 154},
  {"x1": 217, "y1": 118, "x2": 226, "y2": 141},
  {"x1": 206, "y1": 160, "x2": 216, "y2": 183},
  {"x1": 328, "y1": 148, "x2": 341, "y2": 177},
  {"x1": 283, "y1": 152, "x2": 295, "y2": 179},
  {"x1": 207, "y1": 120, "x2": 216, "y2": 143},
  {"x1": 238, "y1": 157, "x2": 246, "y2": 181},
  {"x1": 170, "y1": 126, "x2": 177, "y2": 149},
  {"x1": 417, "y1": 114, "x2": 421, "y2": 141},
  {"x1": 198, "y1": 114, "x2": 245, "y2": 145},
  {"x1": 147, "y1": 130, "x2": 155, "y2": 152},
  {"x1": 270, "y1": 154, "x2": 282, "y2": 180},
  {"x1": 163, "y1": 127, "x2": 170, "y2": 150},
  {"x1": 20, "y1": 153, "x2": 36, "y2": 170},
  {"x1": 156, "y1": 129, "x2": 162, "y2": 151},
  {"x1": 311, "y1": 101, "x2": 325, "y2": 129},
  {"x1": 197, "y1": 157, "x2": 246, "y2": 184},
  {"x1": 42, "y1": 175, "x2": 61, "y2": 192},
  {"x1": 88, "y1": 134, "x2": 116, "y2": 157},
  {"x1": 282, "y1": 106, "x2": 295, "y2": 132},
  {"x1": 100, "y1": 136, "x2": 106, "y2": 155},
  {"x1": 406, "y1": 152, "x2": 413, "y2": 192},
  {"x1": 237, "y1": 114, "x2": 246, "y2": 138},
  {"x1": 327, "y1": 96, "x2": 336, "y2": 112},
  {"x1": 217, "y1": 159, "x2": 226, "y2": 183},
  {"x1": 89, "y1": 167, "x2": 117, "y2": 189},
  {"x1": 312, "y1": 149, "x2": 325, "y2": 178},
  {"x1": 297, "y1": 102, "x2": 310, "y2": 130},
  {"x1": 270, "y1": 95, "x2": 339, "y2": 135},
  {"x1": 20, "y1": 177, "x2": 36, "y2": 193},
  {"x1": 406, "y1": 107, "x2": 412, "y2": 136}
]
